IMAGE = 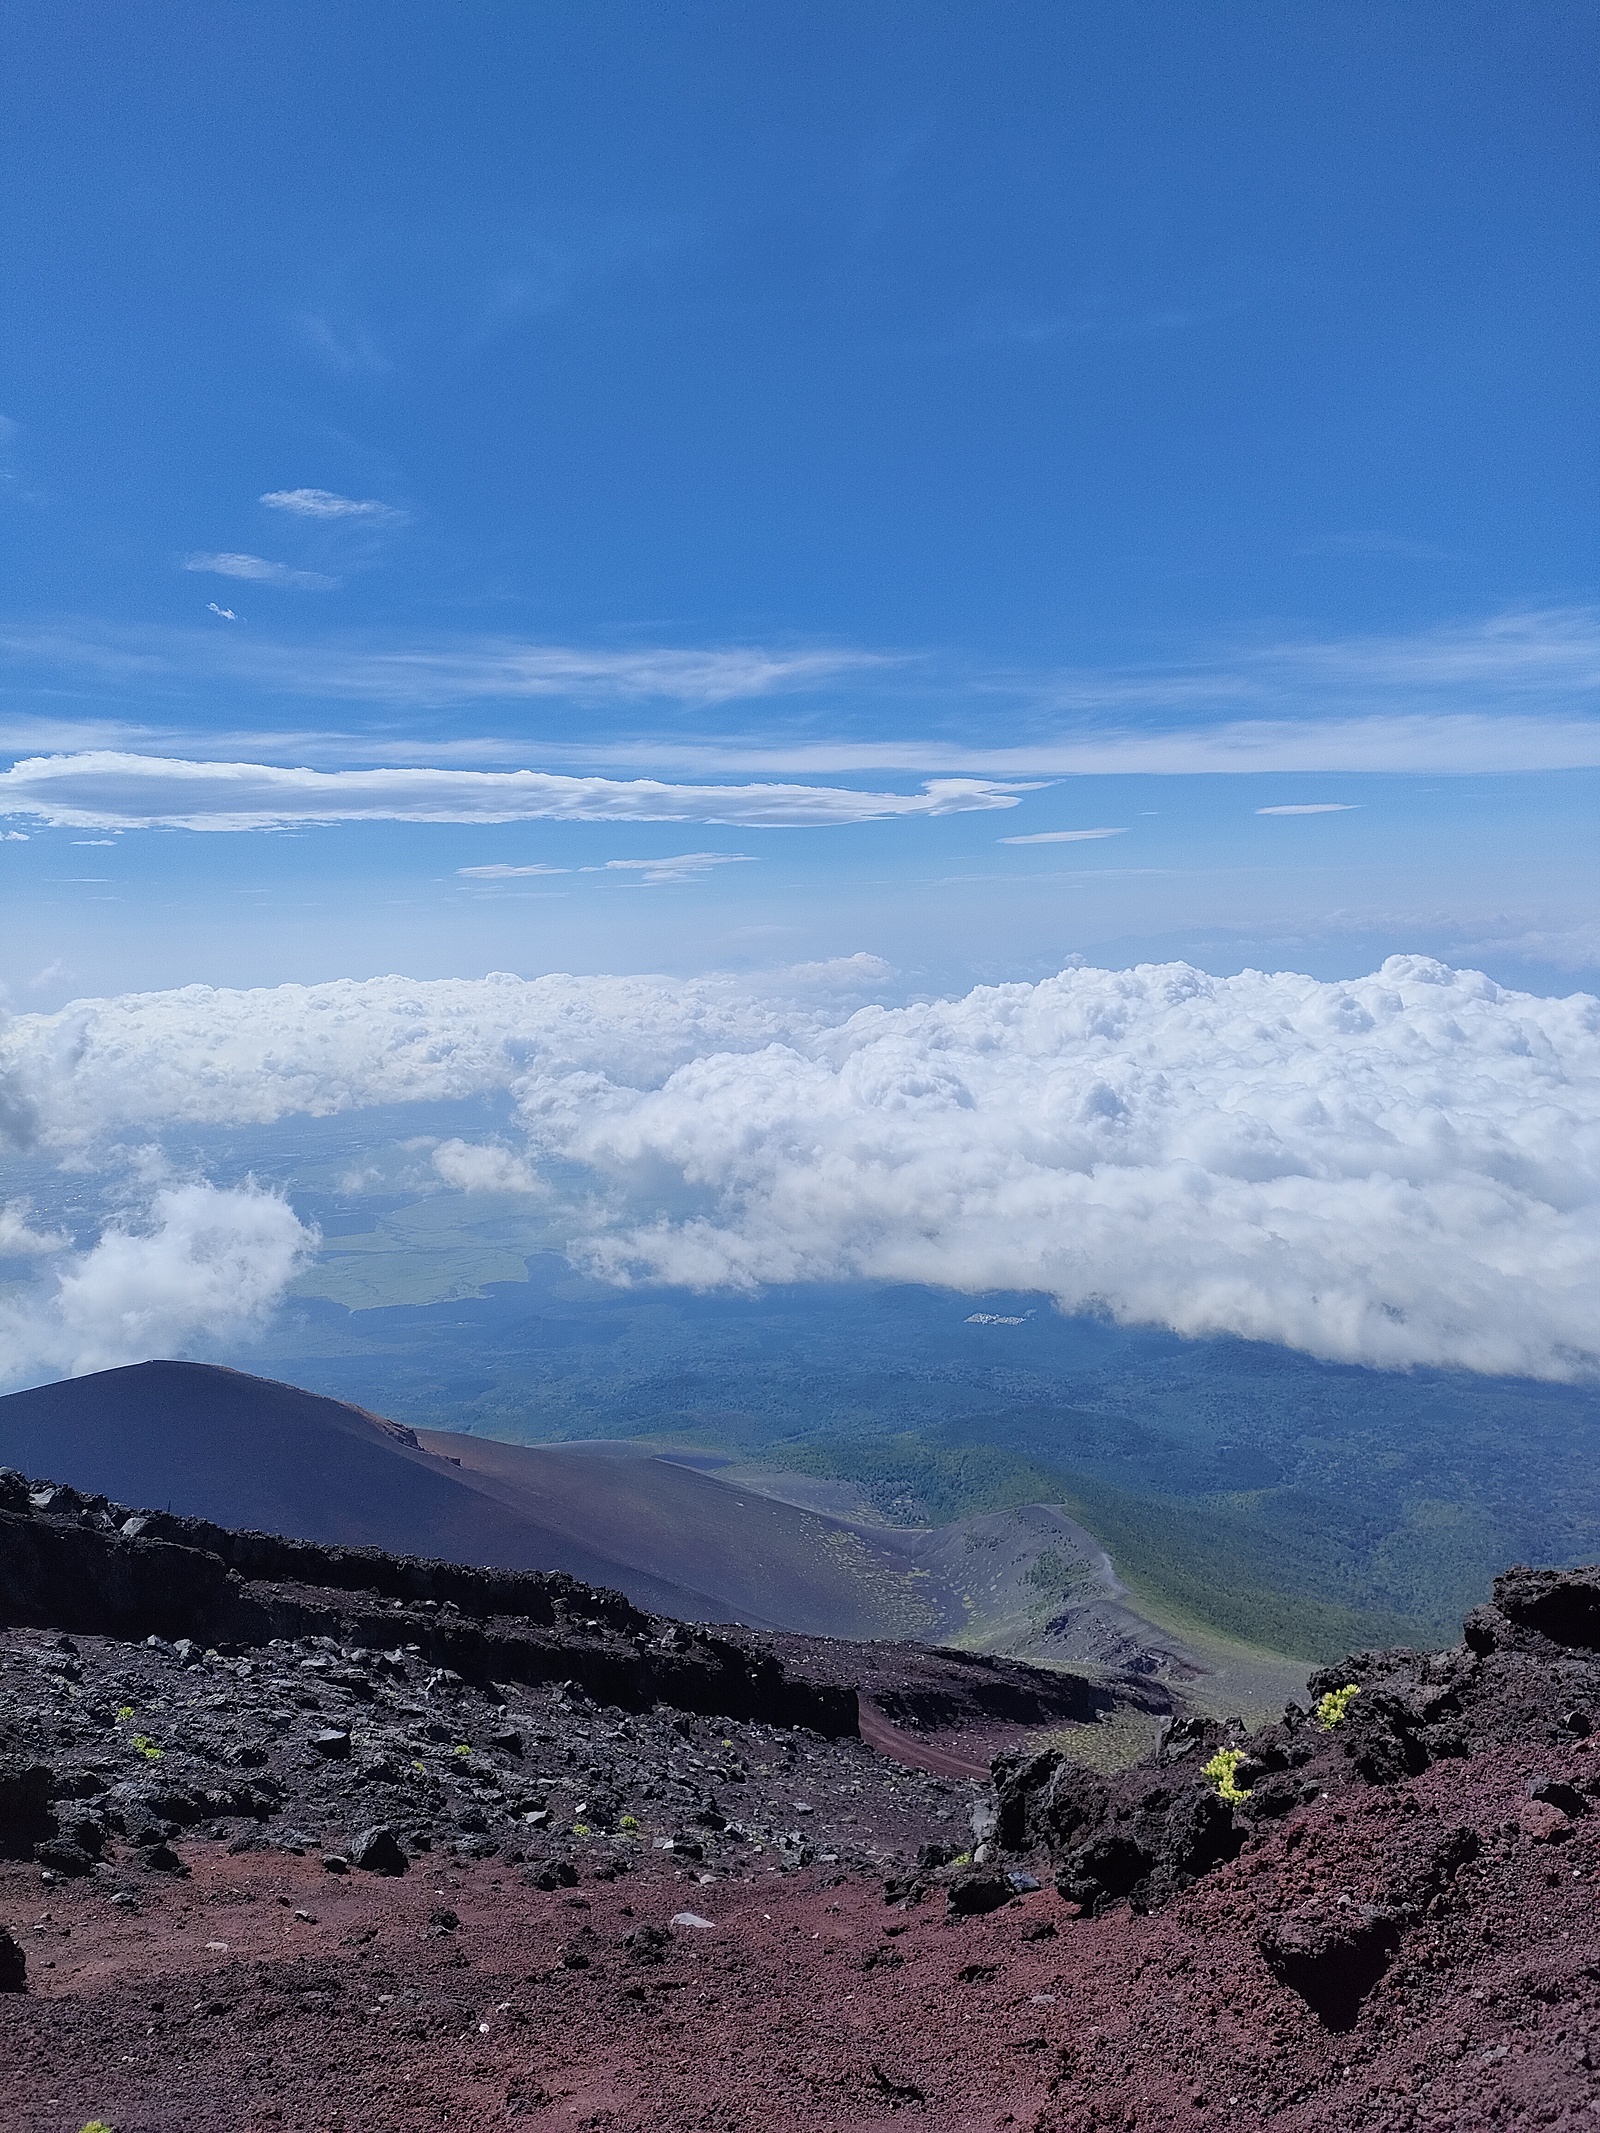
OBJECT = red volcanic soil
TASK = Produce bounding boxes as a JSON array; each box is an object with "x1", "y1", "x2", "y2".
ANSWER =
[
  {"x1": 5, "y1": 1733, "x2": 1599, "y2": 2132},
  {"x1": 3, "y1": 1472, "x2": 1600, "y2": 2130}
]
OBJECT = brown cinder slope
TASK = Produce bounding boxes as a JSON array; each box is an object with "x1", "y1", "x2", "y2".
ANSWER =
[
  {"x1": 0, "y1": 1479, "x2": 1597, "y2": 2129},
  {"x1": 0, "y1": 1361, "x2": 739, "y2": 1618},
  {"x1": 0, "y1": 1365, "x2": 993, "y2": 1637}
]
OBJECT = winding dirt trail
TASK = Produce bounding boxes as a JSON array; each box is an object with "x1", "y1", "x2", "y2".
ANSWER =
[{"x1": 856, "y1": 1696, "x2": 994, "y2": 1778}]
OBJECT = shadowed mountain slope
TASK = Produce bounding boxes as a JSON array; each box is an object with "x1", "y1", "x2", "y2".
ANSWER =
[
  {"x1": 412, "y1": 1427, "x2": 942, "y2": 1640},
  {"x1": 0, "y1": 1363, "x2": 953, "y2": 1637},
  {"x1": 0, "y1": 1363, "x2": 1302, "y2": 1714},
  {"x1": 0, "y1": 1362, "x2": 732, "y2": 1621}
]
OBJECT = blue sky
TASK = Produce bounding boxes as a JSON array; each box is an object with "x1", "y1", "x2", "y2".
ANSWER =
[{"x1": 2, "y1": 1, "x2": 1596, "y2": 1001}]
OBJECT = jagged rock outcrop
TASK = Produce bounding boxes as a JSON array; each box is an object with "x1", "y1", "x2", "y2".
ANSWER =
[
  {"x1": 0, "y1": 1471, "x2": 855, "y2": 1736},
  {"x1": 993, "y1": 1561, "x2": 1600, "y2": 1917}
]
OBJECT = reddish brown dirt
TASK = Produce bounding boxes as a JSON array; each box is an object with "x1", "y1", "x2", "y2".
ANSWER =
[
  {"x1": 857, "y1": 1700, "x2": 993, "y2": 1778},
  {"x1": 4, "y1": 1732, "x2": 1598, "y2": 2133}
]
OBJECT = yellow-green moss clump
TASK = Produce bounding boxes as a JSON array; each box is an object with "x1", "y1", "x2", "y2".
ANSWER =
[
  {"x1": 1202, "y1": 1748, "x2": 1252, "y2": 1804},
  {"x1": 1315, "y1": 1683, "x2": 1361, "y2": 1730}
]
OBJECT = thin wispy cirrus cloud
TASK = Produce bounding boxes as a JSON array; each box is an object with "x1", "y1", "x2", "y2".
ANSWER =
[
  {"x1": 458, "y1": 854, "x2": 757, "y2": 886},
  {"x1": 0, "y1": 753, "x2": 1027, "y2": 832},
  {"x1": 183, "y1": 552, "x2": 339, "y2": 591},
  {"x1": 457, "y1": 862, "x2": 569, "y2": 879},
  {"x1": 2, "y1": 957, "x2": 1598, "y2": 1383},
  {"x1": 591, "y1": 853, "x2": 757, "y2": 886},
  {"x1": 2, "y1": 604, "x2": 1598, "y2": 775},
  {"x1": 260, "y1": 488, "x2": 408, "y2": 524},
  {"x1": 1256, "y1": 804, "x2": 1357, "y2": 816},
  {"x1": 1000, "y1": 828, "x2": 1128, "y2": 845}
]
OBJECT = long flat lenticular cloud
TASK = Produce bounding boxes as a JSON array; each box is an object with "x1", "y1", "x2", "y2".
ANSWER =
[
  {"x1": 0, "y1": 753, "x2": 1026, "y2": 830},
  {"x1": 2, "y1": 959, "x2": 1597, "y2": 1380}
]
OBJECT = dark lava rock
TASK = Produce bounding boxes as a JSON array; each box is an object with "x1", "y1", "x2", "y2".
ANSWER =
[
  {"x1": 1490, "y1": 1564, "x2": 1600, "y2": 1651},
  {"x1": 946, "y1": 1871, "x2": 1013, "y2": 1917},
  {"x1": 140, "y1": 1842, "x2": 188, "y2": 1875},
  {"x1": 0, "y1": 1756, "x2": 56, "y2": 1858},
  {"x1": 1258, "y1": 1900, "x2": 1400, "y2": 2029},
  {"x1": 309, "y1": 1728, "x2": 352, "y2": 1760},
  {"x1": 882, "y1": 1873, "x2": 927, "y2": 1907},
  {"x1": 1526, "y1": 1772, "x2": 1588, "y2": 1816},
  {"x1": 350, "y1": 1825, "x2": 409, "y2": 1876},
  {"x1": 33, "y1": 1837, "x2": 97, "y2": 1876},
  {"x1": 56, "y1": 1813, "x2": 106, "y2": 1857},
  {"x1": 0, "y1": 1925, "x2": 25, "y2": 1990},
  {"x1": 524, "y1": 1860, "x2": 579, "y2": 1892},
  {"x1": 1043, "y1": 1777, "x2": 1244, "y2": 1916},
  {"x1": 992, "y1": 1751, "x2": 1110, "y2": 1856}
]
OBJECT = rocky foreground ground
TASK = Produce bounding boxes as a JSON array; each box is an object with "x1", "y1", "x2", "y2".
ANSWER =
[{"x1": 1, "y1": 1471, "x2": 1598, "y2": 2131}]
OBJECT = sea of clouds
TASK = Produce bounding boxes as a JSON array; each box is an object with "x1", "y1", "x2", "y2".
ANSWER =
[{"x1": 2, "y1": 953, "x2": 1598, "y2": 1384}]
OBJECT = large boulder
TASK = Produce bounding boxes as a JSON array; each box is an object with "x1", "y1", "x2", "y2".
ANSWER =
[{"x1": 0, "y1": 1757, "x2": 55, "y2": 1860}]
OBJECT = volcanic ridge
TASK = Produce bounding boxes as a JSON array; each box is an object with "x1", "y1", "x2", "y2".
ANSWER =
[{"x1": 0, "y1": 1467, "x2": 1598, "y2": 2131}]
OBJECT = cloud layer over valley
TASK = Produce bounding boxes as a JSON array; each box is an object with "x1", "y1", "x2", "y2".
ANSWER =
[{"x1": 2, "y1": 957, "x2": 1597, "y2": 1383}]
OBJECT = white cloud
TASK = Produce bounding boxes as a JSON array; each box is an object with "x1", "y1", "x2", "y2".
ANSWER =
[
  {"x1": 457, "y1": 863, "x2": 569, "y2": 879},
  {"x1": 2, "y1": 960, "x2": 1599, "y2": 1379},
  {"x1": 183, "y1": 553, "x2": 339, "y2": 590},
  {"x1": 547, "y1": 960, "x2": 1600, "y2": 1381},
  {"x1": 1256, "y1": 804, "x2": 1357, "y2": 816},
  {"x1": 206, "y1": 603, "x2": 240, "y2": 621},
  {"x1": 1000, "y1": 828, "x2": 1128, "y2": 845},
  {"x1": 0, "y1": 969, "x2": 837, "y2": 1140},
  {"x1": 260, "y1": 488, "x2": 407, "y2": 523},
  {"x1": 430, "y1": 1138, "x2": 545, "y2": 1196},
  {"x1": 0, "y1": 1201, "x2": 68, "y2": 1256},
  {"x1": 573, "y1": 714, "x2": 1600, "y2": 779},
  {"x1": 0, "y1": 753, "x2": 1027, "y2": 833},
  {"x1": 588, "y1": 853, "x2": 756, "y2": 886},
  {"x1": 0, "y1": 1181, "x2": 316, "y2": 1389}
]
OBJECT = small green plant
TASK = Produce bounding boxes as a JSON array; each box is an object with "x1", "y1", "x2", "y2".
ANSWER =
[
  {"x1": 114, "y1": 1706, "x2": 134, "y2": 1723},
  {"x1": 617, "y1": 1814, "x2": 640, "y2": 1832},
  {"x1": 1203, "y1": 1748, "x2": 1252, "y2": 1804},
  {"x1": 572, "y1": 1822, "x2": 592, "y2": 1837},
  {"x1": 80, "y1": 2120, "x2": 116, "y2": 2131},
  {"x1": 130, "y1": 1734, "x2": 163, "y2": 1762},
  {"x1": 1315, "y1": 1683, "x2": 1361, "y2": 1730},
  {"x1": 453, "y1": 1743, "x2": 472, "y2": 1757}
]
